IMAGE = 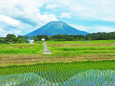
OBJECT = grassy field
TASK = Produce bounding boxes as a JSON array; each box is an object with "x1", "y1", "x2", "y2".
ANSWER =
[
  {"x1": 46, "y1": 40, "x2": 115, "y2": 61},
  {"x1": 0, "y1": 40, "x2": 115, "y2": 66},
  {"x1": 0, "y1": 42, "x2": 44, "y2": 66},
  {"x1": 0, "y1": 44, "x2": 43, "y2": 54}
]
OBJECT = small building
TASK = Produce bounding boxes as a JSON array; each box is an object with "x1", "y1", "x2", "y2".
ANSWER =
[
  {"x1": 7, "y1": 42, "x2": 12, "y2": 44},
  {"x1": 41, "y1": 38, "x2": 45, "y2": 41},
  {"x1": 28, "y1": 40, "x2": 34, "y2": 44}
]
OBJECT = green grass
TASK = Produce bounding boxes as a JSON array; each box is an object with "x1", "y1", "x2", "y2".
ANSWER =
[
  {"x1": 0, "y1": 40, "x2": 115, "y2": 66},
  {"x1": 0, "y1": 42, "x2": 44, "y2": 66},
  {"x1": 46, "y1": 40, "x2": 115, "y2": 58},
  {"x1": 0, "y1": 43, "x2": 43, "y2": 54}
]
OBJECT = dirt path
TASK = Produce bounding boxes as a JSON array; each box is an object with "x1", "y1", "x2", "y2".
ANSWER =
[{"x1": 43, "y1": 42, "x2": 52, "y2": 54}]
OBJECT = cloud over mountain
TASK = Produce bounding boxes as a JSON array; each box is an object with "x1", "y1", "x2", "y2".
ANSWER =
[{"x1": 0, "y1": 0, "x2": 115, "y2": 37}]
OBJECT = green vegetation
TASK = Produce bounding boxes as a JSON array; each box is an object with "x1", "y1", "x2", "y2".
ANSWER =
[
  {"x1": 86, "y1": 32, "x2": 115, "y2": 40},
  {"x1": 0, "y1": 61, "x2": 115, "y2": 85},
  {"x1": 0, "y1": 43, "x2": 43, "y2": 54},
  {"x1": 0, "y1": 37, "x2": 115, "y2": 85},
  {"x1": 26, "y1": 32, "x2": 115, "y2": 41},
  {"x1": 35, "y1": 35, "x2": 48, "y2": 41},
  {"x1": 1, "y1": 60, "x2": 115, "y2": 75},
  {"x1": 0, "y1": 40, "x2": 115, "y2": 66},
  {"x1": 0, "y1": 42, "x2": 44, "y2": 66},
  {"x1": 0, "y1": 32, "x2": 115, "y2": 43},
  {"x1": 39, "y1": 32, "x2": 115, "y2": 41},
  {"x1": 0, "y1": 34, "x2": 28, "y2": 43},
  {"x1": 0, "y1": 29, "x2": 114, "y2": 85},
  {"x1": 46, "y1": 40, "x2": 115, "y2": 60}
]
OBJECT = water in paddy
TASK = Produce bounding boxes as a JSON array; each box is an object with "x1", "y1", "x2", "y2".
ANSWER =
[{"x1": 0, "y1": 69, "x2": 115, "y2": 86}]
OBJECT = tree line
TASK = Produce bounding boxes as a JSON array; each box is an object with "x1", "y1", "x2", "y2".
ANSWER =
[
  {"x1": 0, "y1": 34, "x2": 27, "y2": 43},
  {"x1": 0, "y1": 32, "x2": 115, "y2": 43}
]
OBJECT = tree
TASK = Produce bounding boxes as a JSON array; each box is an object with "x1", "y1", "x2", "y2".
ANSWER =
[
  {"x1": 0, "y1": 37, "x2": 5, "y2": 43},
  {"x1": 85, "y1": 32, "x2": 115, "y2": 40},
  {"x1": 5, "y1": 34, "x2": 17, "y2": 43},
  {"x1": 17, "y1": 35, "x2": 27, "y2": 43}
]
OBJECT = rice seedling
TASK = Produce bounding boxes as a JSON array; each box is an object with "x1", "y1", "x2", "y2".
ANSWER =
[{"x1": 0, "y1": 61, "x2": 115, "y2": 86}]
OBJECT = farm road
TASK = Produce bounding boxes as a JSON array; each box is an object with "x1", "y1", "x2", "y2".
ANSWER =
[{"x1": 43, "y1": 42, "x2": 52, "y2": 54}]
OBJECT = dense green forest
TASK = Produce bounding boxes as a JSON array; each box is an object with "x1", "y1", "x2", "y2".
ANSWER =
[{"x1": 0, "y1": 32, "x2": 115, "y2": 43}]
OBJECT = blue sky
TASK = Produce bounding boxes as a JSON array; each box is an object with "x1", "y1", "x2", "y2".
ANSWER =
[{"x1": 0, "y1": 0, "x2": 115, "y2": 37}]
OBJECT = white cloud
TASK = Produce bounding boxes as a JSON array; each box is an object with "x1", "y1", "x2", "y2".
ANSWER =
[
  {"x1": 49, "y1": 0, "x2": 115, "y2": 21},
  {"x1": 0, "y1": 14, "x2": 20, "y2": 26},
  {"x1": 0, "y1": 0, "x2": 115, "y2": 36},
  {"x1": 62, "y1": 0, "x2": 115, "y2": 21},
  {"x1": 0, "y1": 0, "x2": 58, "y2": 37},
  {"x1": 0, "y1": 26, "x2": 22, "y2": 37},
  {"x1": 37, "y1": 13, "x2": 57, "y2": 24},
  {"x1": 60, "y1": 13, "x2": 71, "y2": 18},
  {"x1": 71, "y1": 24, "x2": 115, "y2": 33},
  {"x1": 46, "y1": 4, "x2": 58, "y2": 9}
]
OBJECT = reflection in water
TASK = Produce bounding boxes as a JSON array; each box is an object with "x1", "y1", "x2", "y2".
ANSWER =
[
  {"x1": 64, "y1": 70, "x2": 115, "y2": 86},
  {"x1": 0, "y1": 69, "x2": 115, "y2": 86}
]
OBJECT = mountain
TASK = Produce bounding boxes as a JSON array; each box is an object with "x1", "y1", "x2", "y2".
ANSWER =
[{"x1": 25, "y1": 21, "x2": 88, "y2": 36}]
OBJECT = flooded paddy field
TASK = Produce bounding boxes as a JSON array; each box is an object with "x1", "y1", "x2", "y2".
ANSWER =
[{"x1": 0, "y1": 61, "x2": 115, "y2": 86}]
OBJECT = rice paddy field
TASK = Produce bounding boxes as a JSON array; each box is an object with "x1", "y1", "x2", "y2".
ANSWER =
[
  {"x1": 47, "y1": 40, "x2": 115, "y2": 61},
  {"x1": 0, "y1": 40, "x2": 115, "y2": 66},
  {"x1": 0, "y1": 61, "x2": 115, "y2": 86},
  {"x1": 0, "y1": 40, "x2": 115, "y2": 85},
  {"x1": 0, "y1": 42, "x2": 44, "y2": 66},
  {"x1": 0, "y1": 44, "x2": 43, "y2": 54}
]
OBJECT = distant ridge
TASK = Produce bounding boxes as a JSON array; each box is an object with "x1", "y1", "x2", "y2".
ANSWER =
[{"x1": 25, "y1": 21, "x2": 88, "y2": 36}]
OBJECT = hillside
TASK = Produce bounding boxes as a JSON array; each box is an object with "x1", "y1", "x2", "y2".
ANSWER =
[{"x1": 25, "y1": 21, "x2": 88, "y2": 36}]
